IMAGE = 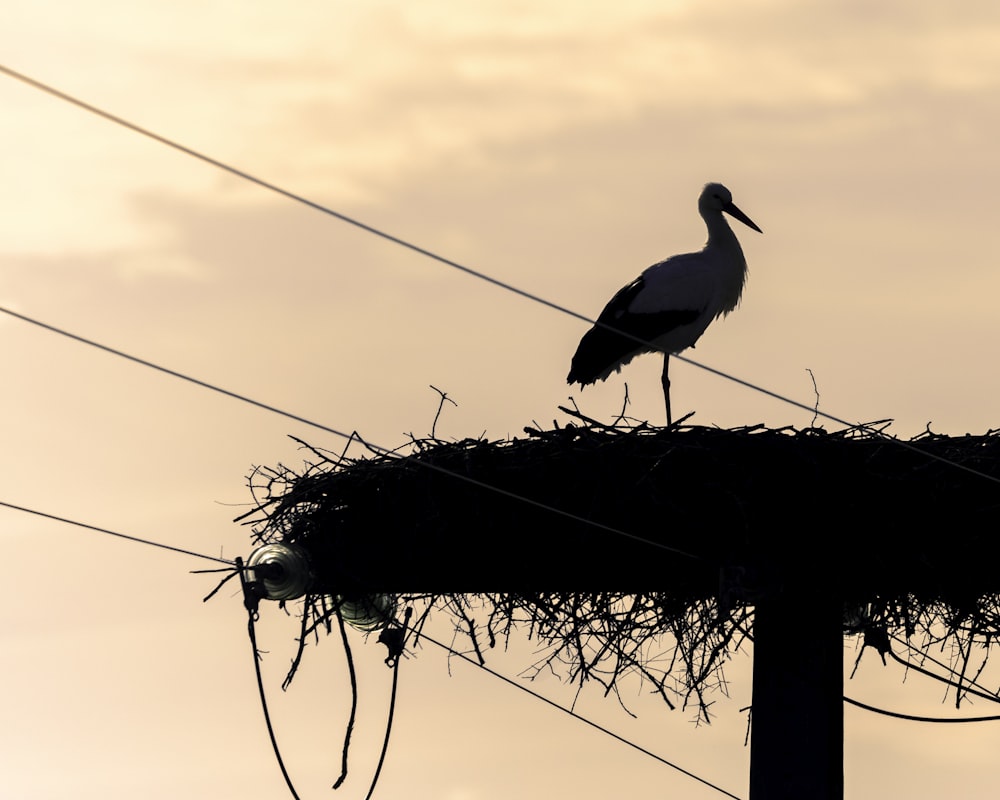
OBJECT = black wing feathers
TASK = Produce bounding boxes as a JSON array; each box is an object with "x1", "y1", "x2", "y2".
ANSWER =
[{"x1": 567, "y1": 276, "x2": 700, "y2": 385}]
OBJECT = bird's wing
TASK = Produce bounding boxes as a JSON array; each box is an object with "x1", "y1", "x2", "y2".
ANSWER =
[
  {"x1": 594, "y1": 275, "x2": 646, "y2": 323},
  {"x1": 567, "y1": 270, "x2": 703, "y2": 385},
  {"x1": 627, "y1": 253, "x2": 715, "y2": 316}
]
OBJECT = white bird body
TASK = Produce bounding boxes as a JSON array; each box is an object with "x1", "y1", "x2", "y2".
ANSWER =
[{"x1": 567, "y1": 182, "x2": 761, "y2": 422}]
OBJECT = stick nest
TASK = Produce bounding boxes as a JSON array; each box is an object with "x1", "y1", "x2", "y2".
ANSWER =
[{"x1": 236, "y1": 412, "x2": 1000, "y2": 720}]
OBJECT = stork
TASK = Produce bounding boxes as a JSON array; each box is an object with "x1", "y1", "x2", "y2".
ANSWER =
[{"x1": 567, "y1": 182, "x2": 762, "y2": 425}]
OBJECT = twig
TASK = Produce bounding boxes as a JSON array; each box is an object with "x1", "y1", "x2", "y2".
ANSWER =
[
  {"x1": 429, "y1": 385, "x2": 458, "y2": 439},
  {"x1": 333, "y1": 607, "x2": 359, "y2": 790},
  {"x1": 612, "y1": 383, "x2": 632, "y2": 426},
  {"x1": 805, "y1": 368, "x2": 820, "y2": 427}
]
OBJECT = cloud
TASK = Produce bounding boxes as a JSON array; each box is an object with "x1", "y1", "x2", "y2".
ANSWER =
[{"x1": 6, "y1": 0, "x2": 1000, "y2": 440}]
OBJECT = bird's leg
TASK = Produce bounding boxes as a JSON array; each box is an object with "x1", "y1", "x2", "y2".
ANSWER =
[{"x1": 661, "y1": 354, "x2": 672, "y2": 426}]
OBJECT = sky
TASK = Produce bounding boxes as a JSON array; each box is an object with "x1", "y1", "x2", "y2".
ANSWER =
[{"x1": 3, "y1": 1, "x2": 1000, "y2": 797}]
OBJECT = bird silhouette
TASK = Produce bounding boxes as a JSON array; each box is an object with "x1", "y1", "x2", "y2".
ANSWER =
[{"x1": 567, "y1": 182, "x2": 762, "y2": 425}]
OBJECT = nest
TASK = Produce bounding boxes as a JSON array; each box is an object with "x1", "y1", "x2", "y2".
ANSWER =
[{"x1": 237, "y1": 412, "x2": 1000, "y2": 719}]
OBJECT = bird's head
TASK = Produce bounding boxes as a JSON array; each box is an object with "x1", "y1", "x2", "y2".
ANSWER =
[{"x1": 700, "y1": 182, "x2": 762, "y2": 233}]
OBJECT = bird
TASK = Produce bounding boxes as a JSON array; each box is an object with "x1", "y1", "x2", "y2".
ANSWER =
[{"x1": 567, "y1": 182, "x2": 762, "y2": 425}]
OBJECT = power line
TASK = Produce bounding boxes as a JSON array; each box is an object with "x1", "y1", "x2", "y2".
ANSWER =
[
  {"x1": 410, "y1": 625, "x2": 744, "y2": 800},
  {"x1": 0, "y1": 305, "x2": 701, "y2": 562},
  {"x1": 3, "y1": 59, "x2": 986, "y2": 782},
  {"x1": 0, "y1": 487, "x2": 740, "y2": 797},
  {"x1": 0, "y1": 499, "x2": 234, "y2": 565},
  {"x1": 886, "y1": 641, "x2": 1000, "y2": 707},
  {"x1": 4, "y1": 64, "x2": 738, "y2": 794},
  {"x1": 2, "y1": 485, "x2": 740, "y2": 797},
  {"x1": 11, "y1": 491, "x2": 988, "y2": 788},
  {"x1": 0, "y1": 64, "x2": 591, "y2": 327},
  {"x1": 845, "y1": 696, "x2": 1000, "y2": 724},
  {"x1": 0, "y1": 63, "x2": 799, "y2": 415},
  {"x1": 4, "y1": 65, "x2": 1000, "y2": 488},
  {"x1": 0, "y1": 69, "x2": 941, "y2": 439}
]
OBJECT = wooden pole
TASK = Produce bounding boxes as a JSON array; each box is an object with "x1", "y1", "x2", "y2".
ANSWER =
[{"x1": 749, "y1": 587, "x2": 843, "y2": 800}]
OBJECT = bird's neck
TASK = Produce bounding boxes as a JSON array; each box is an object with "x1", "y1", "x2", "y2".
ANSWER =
[
  {"x1": 704, "y1": 212, "x2": 736, "y2": 248},
  {"x1": 704, "y1": 214, "x2": 746, "y2": 260},
  {"x1": 703, "y1": 213, "x2": 748, "y2": 314}
]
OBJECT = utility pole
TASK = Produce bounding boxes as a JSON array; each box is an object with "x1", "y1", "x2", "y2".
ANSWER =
[{"x1": 749, "y1": 585, "x2": 844, "y2": 799}]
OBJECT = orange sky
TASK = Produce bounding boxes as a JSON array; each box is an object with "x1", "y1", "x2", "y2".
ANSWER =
[{"x1": 3, "y1": 2, "x2": 1000, "y2": 798}]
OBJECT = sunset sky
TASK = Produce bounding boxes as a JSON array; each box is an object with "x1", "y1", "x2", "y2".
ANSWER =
[{"x1": 3, "y1": 1, "x2": 1000, "y2": 798}]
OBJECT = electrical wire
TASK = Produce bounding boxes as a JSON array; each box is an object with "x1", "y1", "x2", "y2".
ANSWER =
[
  {"x1": 363, "y1": 606, "x2": 411, "y2": 800},
  {"x1": 14, "y1": 480, "x2": 993, "y2": 791},
  {"x1": 0, "y1": 492, "x2": 736, "y2": 799},
  {"x1": 409, "y1": 625, "x2": 744, "y2": 800},
  {"x1": 5, "y1": 62, "x2": 1000, "y2": 780},
  {"x1": 0, "y1": 63, "x2": 590, "y2": 326},
  {"x1": 0, "y1": 304, "x2": 703, "y2": 562},
  {"x1": 246, "y1": 590, "x2": 737, "y2": 798},
  {"x1": 0, "y1": 499, "x2": 234, "y2": 565},
  {"x1": 238, "y1": 557, "x2": 303, "y2": 800},
  {"x1": 888, "y1": 634, "x2": 1000, "y2": 707},
  {"x1": 844, "y1": 696, "x2": 1000, "y2": 723},
  {"x1": 885, "y1": 643, "x2": 1000, "y2": 707},
  {"x1": 9, "y1": 485, "x2": 988, "y2": 787},
  {"x1": 4, "y1": 63, "x2": 997, "y2": 489}
]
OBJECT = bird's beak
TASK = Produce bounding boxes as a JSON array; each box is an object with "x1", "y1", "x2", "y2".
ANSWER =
[{"x1": 724, "y1": 202, "x2": 763, "y2": 234}]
